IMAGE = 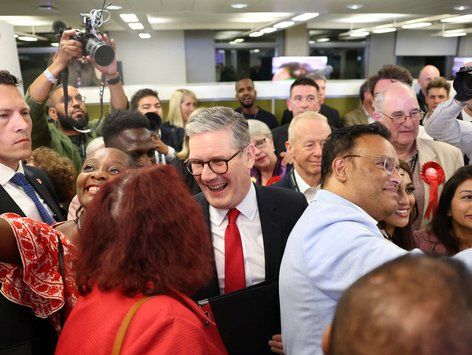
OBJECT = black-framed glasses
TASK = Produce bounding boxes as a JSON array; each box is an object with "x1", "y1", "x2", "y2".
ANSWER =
[
  {"x1": 253, "y1": 137, "x2": 267, "y2": 150},
  {"x1": 185, "y1": 150, "x2": 242, "y2": 176},
  {"x1": 343, "y1": 154, "x2": 400, "y2": 175},
  {"x1": 379, "y1": 109, "x2": 424, "y2": 124},
  {"x1": 61, "y1": 95, "x2": 86, "y2": 105}
]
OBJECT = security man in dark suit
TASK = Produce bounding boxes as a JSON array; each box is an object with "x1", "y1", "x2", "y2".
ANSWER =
[{"x1": 0, "y1": 70, "x2": 65, "y2": 354}]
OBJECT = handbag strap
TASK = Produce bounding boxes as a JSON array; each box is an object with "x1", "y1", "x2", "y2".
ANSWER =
[{"x1": 111, "y1": 297, "x2": 151, "y2": 355}]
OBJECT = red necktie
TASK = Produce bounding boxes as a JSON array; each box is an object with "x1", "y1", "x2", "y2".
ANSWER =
[{"x1": 224, "y1": 208, "x2": 246, "y2": 293}]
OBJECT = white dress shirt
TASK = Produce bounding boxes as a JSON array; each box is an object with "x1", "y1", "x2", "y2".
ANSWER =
[
  {"x1": 209, "y1": 183, "x2": 265, "y2": 294},
  {"x1": 0, "y1": 161, "x2": 53, "y2": 222},
  {"x1": 293, "y1": 168, "x2": 319, "y2": 203}
]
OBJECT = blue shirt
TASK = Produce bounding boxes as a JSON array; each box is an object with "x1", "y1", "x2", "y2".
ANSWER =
[
  {"x1": 279, "y1": 189, "x2": 411, "y2": 355},
  {"x1": 280, "y1": 189, "x2": 472, "y2": 354}
]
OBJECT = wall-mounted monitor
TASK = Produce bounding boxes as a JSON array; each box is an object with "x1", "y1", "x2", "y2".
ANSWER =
[
  {"x1": 272, "y1": 56, "x2": 329, "y2": 81},
  {"x1": 452, "y1": 57, "x2": 472, "y2": 78}
]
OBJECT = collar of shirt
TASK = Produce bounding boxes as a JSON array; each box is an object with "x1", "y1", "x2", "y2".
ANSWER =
[
  {"x1": 210, "y1": 182, "x2": 258, "y2": 226},
  {"x1": 293, "y1": 168, "x2": 319, "y2": 194},
  {"x1": 315, "y1": 189, "x2": 379, "y2": 227},
  {"x1": 362, "y1": 105, "x2": 375, "y2": 124},
  {"x1": 0, "y1": 161, "x2": 25, "y2": 186}
]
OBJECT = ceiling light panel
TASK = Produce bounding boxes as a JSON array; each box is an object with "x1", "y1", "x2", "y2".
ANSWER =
[
  {"x1": 274, "y1": 21, "x2": 295, "y2": 29},
  {"x1": 401, "y1": 22, "x2": 432, "y2": 29},
  {"x1": 292, "y1": 13, "x2": 319, "y2": 22},
  {"x1": 441, "y1": 14, "x2": 472, "y2": 23},
  {"x1": 372, "y1": 27, "x2": 397, "y2": 33},
  {"x1": 336, "y1": 13, "x2": 409, "y2": 24},
  {"x1": 128, "y1": 22, "x2": 144, "y2": 30},
  {"x1": 120, "y1": 13, "x2": 139, "y2": 23},
  {"x1": 260, "y1": 27, "x2": 277, "y2": 34},
  {"x1": 139, "y1": 33, "x2": 151, "y2": 39},
  {"x1": 231, "y1": 3, "x2": 248, "y2": 9}
]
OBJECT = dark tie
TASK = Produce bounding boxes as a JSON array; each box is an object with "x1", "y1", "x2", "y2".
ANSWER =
[
  {"x1": 10, "y1": 173, "x2": 56, "y2": 225},
  {"x1": 224, "y1": 208, "x2": 246, "y2": 293}
]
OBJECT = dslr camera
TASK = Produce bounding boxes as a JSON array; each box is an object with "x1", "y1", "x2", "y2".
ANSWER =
[
  {"x1": 71, "y1": 14, "x2": 115, "y2": 67},
  {"x1": 454, "y1": 65, "x2": 472, "y2": 102}
]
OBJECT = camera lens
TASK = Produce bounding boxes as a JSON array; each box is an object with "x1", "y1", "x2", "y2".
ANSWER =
[{"x1": 85, "y1": 37, "x2": 115, "y2": 66}]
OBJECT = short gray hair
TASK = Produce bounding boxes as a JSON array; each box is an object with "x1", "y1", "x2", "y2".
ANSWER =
[
  {"x1": 308, "y1": 72, "x2": 327, "y2": 82},
  {"x1": 374, "y1": 81, "x2": 416, "y2": 111},
  {"x1": 288, "y1": 111, "x2": 329, "y2": 142},
  {"x1": 185, "y1": 106, "x2": 250, "y2": 150},
  {"x1": 247, "y1": 119, "x2": 272, "y2": 139}
]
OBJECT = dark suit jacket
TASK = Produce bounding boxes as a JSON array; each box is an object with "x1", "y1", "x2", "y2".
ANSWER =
[
  {"x1": 280, "y1": 104, "x2": 343, "y2": 129},
  {"x1": 272, "y1": 169, "x2": 296, "y2": 191},
  {"x1": 0, "y1": 165, "x2": 65, "y2": 221},
  {"x1": 0, "y1": 164, "x2": 64, "y2": 354},
  {"x1": 192, "y1": 184, "x2": 307, "y2": 301}
]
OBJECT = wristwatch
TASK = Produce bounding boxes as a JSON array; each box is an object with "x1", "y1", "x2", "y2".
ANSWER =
[{"x1": 106, "y1": 72, "x2": 121, "y2": 85}]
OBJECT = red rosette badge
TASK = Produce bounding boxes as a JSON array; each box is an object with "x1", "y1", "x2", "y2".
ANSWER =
[{"x1": 420, "y1": 161, "x2": 445, "y2": 219}]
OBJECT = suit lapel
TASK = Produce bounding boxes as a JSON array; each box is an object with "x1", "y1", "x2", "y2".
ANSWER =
[
  {"x1": 255, "y1": 185, "x2": 283, "y2": 282},
  {"x1": 24, "y1": 167, "x2": 64, "y2": 221},
  {"x1": 0, "y1": 185, "x2": 25, "y2": 216}
]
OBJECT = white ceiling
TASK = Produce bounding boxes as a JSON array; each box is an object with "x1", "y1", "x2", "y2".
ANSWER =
[{"x1": 0, "y1": 0, "x2": 470, "y2": 35}]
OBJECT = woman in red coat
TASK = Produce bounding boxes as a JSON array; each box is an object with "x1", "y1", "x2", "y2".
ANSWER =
[{"x1": 56, "y1": 165, "x2": 227, "y2": 355}]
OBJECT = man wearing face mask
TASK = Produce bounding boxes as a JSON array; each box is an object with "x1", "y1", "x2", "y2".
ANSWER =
[{"x1": 25, "y1": 29, "x2": 128, "y2": 173}]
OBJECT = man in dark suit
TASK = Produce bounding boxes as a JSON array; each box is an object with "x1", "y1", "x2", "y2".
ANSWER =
[
  {"x1": 272, "y1": 78, "x2": 321, "y2": 155},
  {"x1": 0, "y1": 70, "x2": 65, "y2": 354},
  {"x1": 185, "y1": 106, "x2": 307, "y2": 353}
]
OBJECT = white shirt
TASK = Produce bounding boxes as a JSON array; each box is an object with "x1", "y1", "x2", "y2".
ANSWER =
[
  {"x1": 293, "y1": 168, "x2": 319, "y2": 203},
  {"x1": 462, "y1": 108, "x2": 472, "y2": 122},
  {"x1": 209, "y1": 183, "x2": 265, "y2": 294},
  {"x1": 0, "y1": 162, "x2": 53, "y2": 222}
]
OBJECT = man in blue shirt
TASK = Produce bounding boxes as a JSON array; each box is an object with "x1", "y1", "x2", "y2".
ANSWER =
[{"x1": 279, "y1": 123, "x2": 472, "y2": 355}]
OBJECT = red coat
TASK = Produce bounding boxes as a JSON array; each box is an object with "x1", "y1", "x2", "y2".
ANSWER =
[{"x1": 56, "y1": 287, "x2": 227, "y2": 355}]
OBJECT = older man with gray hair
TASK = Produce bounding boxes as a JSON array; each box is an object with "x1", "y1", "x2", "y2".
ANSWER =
[
  {"x1": 186, "y1": 106, "x2": 307, "y2": 354},
  {"x1": 373, "y1": 81, "x2": 463, "y2": 229},
  {"x1": 274, "y1": 112, "x2": 331, "y2": 202}
]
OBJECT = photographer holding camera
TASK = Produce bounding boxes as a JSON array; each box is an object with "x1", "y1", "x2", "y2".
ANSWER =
[
  {"x1": 25, "y1": 29, "x2": 128, "y2": 172},
  {"x1": 424, "y1": 62, "x2": 472, "y2": 160}
]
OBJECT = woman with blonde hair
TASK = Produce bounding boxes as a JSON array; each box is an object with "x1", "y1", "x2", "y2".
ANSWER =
[{"x1": 166, "y1": 89, "x2": 197, "y2": 128}]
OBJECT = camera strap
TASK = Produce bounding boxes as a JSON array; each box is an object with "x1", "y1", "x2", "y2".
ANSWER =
[{"x1": 61, "y1": 67, "x2": 69, "y2": 117}]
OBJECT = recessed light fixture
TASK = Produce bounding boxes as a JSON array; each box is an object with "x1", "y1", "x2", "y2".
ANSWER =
[
  {"x1": 292, "y1": 13, "x2": 319, "y2": 22},
  {"x1": 231, "y1": 3, "x2": 248, "y2": 9},
  {"x1": 309, "y1": 40, "x2": 315, "y2": 44},
  {"x1": 120, "y1": 13, "x2": 139, "y2": 23},
  {"x1": 249, "y1": 32, "x2": 263, "y2": 37},
  {"x1": 229, "y1": 40, "x2": 237, "y2": 44},
  {"x1": 274, "y1": 21, "x2": 295, "y2": 29},
  {"x1": 441, "y1": 14, "x2": 472, "y2": 23},
  {"x1": 443, "y1": 32, "x2": 467, "y2": 37},
  {"x1": 347, "y1": 4, "x2": 364, "y2": 10},
  {"x1": 350, "y1": 31, "x2": 369, "y2": 37},
  {"x1": 50, "y1": 42, "x2": 59, "y2": 47},
  {"x1": 18, "y1": 35, "x2": 38, "y2": 42},
  {"x1": 317, "y1": 37, "x2": 330, "y2": 42},
  {"x1": 128, "y1": 22, "x2": 144, "y2": 30},
  {"x1": 453, "y1": 5, "x2": 469, "y2": 11},
  {"x1": 234, "y1": 38, "x2": 244, "y2": 43},
  {"x1": 14, "y1": 34, "x2": 18, "y2": 38},
  {"x1": 401, "y1": 22, "x2": 432, "y2": 29},
  {"x1": 372, "y1": 27, "x2": 397, "y2": 34},
  {"x1": 251, "y1": 49, "x2": 260, "y2": 53},
  {"x1": 139, "y1": 33, "x2": 151, "y2": 39},
  {"x1": 260, "y1": 27, "x2": 277, "y2": 34},
  {"x1": 107, "y1": 5, "x2": 123, "y2": 10}
]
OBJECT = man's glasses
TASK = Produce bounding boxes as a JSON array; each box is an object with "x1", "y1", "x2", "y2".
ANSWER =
[
  {"x1": 343, "y1": 154, "x2": 399, "y2": 175},
  {"x1": 185, "y1": 150, "x2": 242, "y2": 176},
  {"x1": 61, "y1": 95, "x2": 86, "y2": 105},
  {"x1": 253, "y1": 137, "x2": 267, "y2": 150},
  {"x1": 379, "y1": 109, "x2": 424, "y2": 124}
]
